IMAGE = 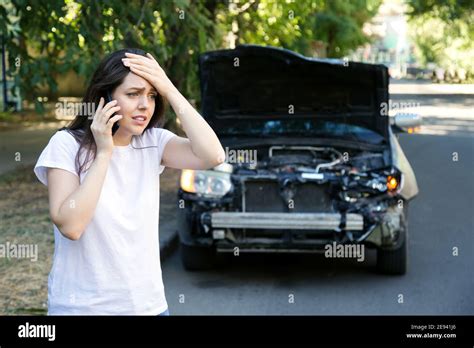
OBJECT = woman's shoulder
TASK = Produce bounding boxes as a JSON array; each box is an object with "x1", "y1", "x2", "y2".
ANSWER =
[
  {"x1": 43, "y1": 129, "x2": 82, "y2": 157},
  {"x1": 34, "y1": 129, "x2": 82, "y2": 185},
  {"x1": 50, "y1": 128, "x2": 82, "y2": 145},
  {"x1": 139, "y1": 127, "x2": 177, "y2": 146},
  {"x1": 143, "y1": 126, "x2": 176, "y2": 137}
]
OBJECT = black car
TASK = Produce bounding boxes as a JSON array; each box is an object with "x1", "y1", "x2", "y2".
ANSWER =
[{"x1": 176, "y1": 45, "x2": 420, "y2": 275}]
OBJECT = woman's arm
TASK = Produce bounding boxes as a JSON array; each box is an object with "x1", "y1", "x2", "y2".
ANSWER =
[
  {"x1": 48, "y1": 152, "x2": 111, "y2": 240},
  {"x1": 48, "y1": 98, "x2": 121, "y2": 240},
  {"x1": 161, "y1": 86, "x2": 225, "y2": 169},
  {"x1": 123, "y1": 53, "x2": 225, "y2": 169}
]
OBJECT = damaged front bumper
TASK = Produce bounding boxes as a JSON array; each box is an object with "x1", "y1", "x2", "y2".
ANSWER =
[
  {"x1": 189, "y1": 207, "x2": 404, "y2": 253},
  {"x1": 209, "y1": 212, "x2": 364, "y2": 231}
]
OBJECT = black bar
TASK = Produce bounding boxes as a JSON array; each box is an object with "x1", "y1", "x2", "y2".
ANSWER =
[{"x1": 0, "y1": 315, "x2": 472, "y2": 345}]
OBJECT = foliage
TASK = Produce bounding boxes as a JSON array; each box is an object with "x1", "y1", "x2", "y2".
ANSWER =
[
  {"x1": 0, "y1": 0, "x2": 382, "y2": 116},
  {"x1": 406, "y1": 0, "x2": 474, "y2": 75}
]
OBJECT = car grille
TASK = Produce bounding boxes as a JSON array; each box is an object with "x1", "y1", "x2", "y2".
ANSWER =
[{"x1": 242, "y1": 180, "x2": 333, "y2": 213}]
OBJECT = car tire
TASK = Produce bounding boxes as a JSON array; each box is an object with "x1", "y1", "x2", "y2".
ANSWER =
[
  {"x1": 376, "y1": 205, "x2": 408, "y2": 275},
  {"x1": 180, "y1": 243, "x2": 216, "y2": 271}
]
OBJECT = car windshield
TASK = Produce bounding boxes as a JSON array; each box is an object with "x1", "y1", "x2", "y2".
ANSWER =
[{"x1": 220, "y1": 119, "x2": 386, "y2": 145}]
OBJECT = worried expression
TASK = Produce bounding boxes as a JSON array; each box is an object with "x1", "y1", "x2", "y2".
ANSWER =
[{"x1": 110, "y1": 72, "x2": 158, "y2": 136}]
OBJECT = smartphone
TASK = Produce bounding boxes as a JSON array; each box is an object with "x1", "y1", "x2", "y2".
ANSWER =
[{"x1": 105, "y1": 91, "x2": 120, "y2": 135}]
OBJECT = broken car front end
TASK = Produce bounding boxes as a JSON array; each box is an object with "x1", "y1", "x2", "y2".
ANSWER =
[
  {"x1": 178, "y1": 141, "x2": 409, "y2": 254},
  {"x1": 178, "y1": 45, "x2": 419, "y2": 274}
]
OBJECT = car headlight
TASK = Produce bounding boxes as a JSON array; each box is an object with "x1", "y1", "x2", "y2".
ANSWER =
[{"x1": 180, "y1": 169, "x2": 232, "y2": 197}]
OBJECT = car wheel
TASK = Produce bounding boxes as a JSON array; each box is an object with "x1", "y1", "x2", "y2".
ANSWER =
[
  {"x1": 180, "y1": 243, "x2": 216, "y2": 271},
  {"x1": 376, "y1": 205, "x2": 408, "y2": 275}
]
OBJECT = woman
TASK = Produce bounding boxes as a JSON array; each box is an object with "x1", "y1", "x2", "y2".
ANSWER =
[{"x1": 34, "y1": 48, "x2": 225, "y2": 315}]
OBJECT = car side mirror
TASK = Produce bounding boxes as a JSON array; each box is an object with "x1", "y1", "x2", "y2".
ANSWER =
[{"x1": 391, "y1": 113, "x2": 422, "y2": 133}]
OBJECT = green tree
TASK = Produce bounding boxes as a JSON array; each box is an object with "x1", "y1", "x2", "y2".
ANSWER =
[
  {"x1": 213, "y1": 0, "x2": 381, "y2": 58},
  {"x1": 407, "y1": 0, "x2": 474, "y2": 77},
  {"x1": 1, "y1": 0, "x2": 383, "y2": 116},
  {"x1": 1, "y1": 0, "x2": 216, "y2": 114},
  {"x1": 312, "y1": 0, "x2": 381, "y2": 57}
]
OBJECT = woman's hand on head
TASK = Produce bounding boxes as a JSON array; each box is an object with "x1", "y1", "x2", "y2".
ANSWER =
[
  {"x1": 91, "y1": 97, "x2": 122, "y2": 155},
  {"x1": 122, "y1": 52, "x2": 176, "y2": 98}
]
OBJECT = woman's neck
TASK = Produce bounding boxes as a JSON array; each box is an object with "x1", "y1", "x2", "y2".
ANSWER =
[{"x1": 113, "y1": 132, "x2": 133, "y2": 146}]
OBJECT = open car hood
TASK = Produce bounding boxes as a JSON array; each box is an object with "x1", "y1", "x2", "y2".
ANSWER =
[{"x1": 198, "y1": 45, "x2": 390, "y2": 140}]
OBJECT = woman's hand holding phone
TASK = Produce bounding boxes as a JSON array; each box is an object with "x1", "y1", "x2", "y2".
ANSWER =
[{"x1": 91, "y1": 97, "x2": 122, "y2": 155}]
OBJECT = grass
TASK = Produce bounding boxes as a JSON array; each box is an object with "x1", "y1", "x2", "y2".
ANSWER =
[{"x1": 0, "y1": 164, "x2": 52, "y2": 315}]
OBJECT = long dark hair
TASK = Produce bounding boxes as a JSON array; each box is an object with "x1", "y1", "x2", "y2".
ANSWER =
[{"x1": 60, "y1": 48, "x2": 166, "y2": 175}]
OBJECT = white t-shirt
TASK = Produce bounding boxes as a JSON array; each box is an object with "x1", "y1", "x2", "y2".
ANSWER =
[{"x1": 34, "y1": 127, "x2": 176, "y2": 315}]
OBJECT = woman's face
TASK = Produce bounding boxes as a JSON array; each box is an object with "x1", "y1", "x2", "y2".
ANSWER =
[{"x1": 111, "y1": 72, "x2": 158, "y2": 136}]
